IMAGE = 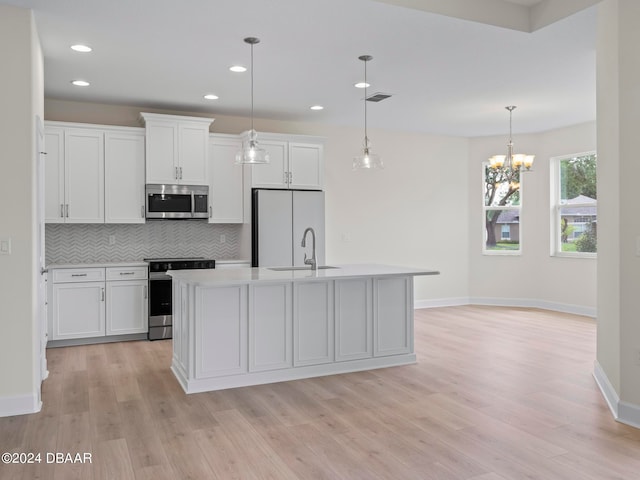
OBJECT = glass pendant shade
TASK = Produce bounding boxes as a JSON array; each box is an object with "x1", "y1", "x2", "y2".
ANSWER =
[
  {"x1": 236, "y1": 129, "x2": 269, "y2": 164},
  {"x1": 353, "y1": 141, "x2": 383, "y2": 170}
]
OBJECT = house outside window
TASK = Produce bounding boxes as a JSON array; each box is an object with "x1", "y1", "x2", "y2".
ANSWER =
[
  {"x1": 483, "y1": 163, "x2": 521, "y2": 255},
  {"x1": 551, "y1": 152, "x2": 597, "y2": 257}
]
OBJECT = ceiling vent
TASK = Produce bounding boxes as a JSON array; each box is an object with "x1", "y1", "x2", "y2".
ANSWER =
[{"x1": 366, "y1": 92, "x2": 392, "y2": 102}]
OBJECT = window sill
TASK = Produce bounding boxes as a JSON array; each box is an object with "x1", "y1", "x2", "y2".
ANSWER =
[{"x1": 552, "y1": 252, "x2": 597, "y2": 259}]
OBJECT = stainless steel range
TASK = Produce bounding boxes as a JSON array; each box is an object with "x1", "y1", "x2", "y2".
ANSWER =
[{"x1": 145, "y1": 257, "x2": 216, "y2": 340}]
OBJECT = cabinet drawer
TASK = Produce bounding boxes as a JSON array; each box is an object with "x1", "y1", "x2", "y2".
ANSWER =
[
  {"x1": 52, "y1": 268, "x2": 105, "y2": 283},
  {"x1": 106, "y1": 266, "x2": 148, "y2": 281}
]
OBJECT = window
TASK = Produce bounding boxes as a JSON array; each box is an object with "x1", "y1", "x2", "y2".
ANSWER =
[
  {"x1": 483, "y1": 163, "x2": 521, "y2": 254},
  {"x1": 551, "y1": 152, "x2": 597, "y2": 257}
]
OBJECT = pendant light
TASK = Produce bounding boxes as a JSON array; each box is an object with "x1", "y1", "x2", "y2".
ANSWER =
[
  {"x1": 488, "y1": 106, "x2": 534, "y2": 173},
  {"x1": 353, "y1": 55, "x2": 383, "y2": 170},
  {"x1": 236, "y1": 37, "x2": 269, "y2": 164}
]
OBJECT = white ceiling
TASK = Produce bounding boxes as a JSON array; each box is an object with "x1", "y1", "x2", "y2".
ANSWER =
[{"x1": 4, "y1": 0, "x2": 597, "y2": 136}]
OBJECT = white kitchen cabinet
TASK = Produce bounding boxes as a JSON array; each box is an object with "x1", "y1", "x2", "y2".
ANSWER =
[
  {"x1": 141, "y1": 112, "x2": 214, "y2": 185},
  {"x1": 208, "y1": 134, "x2": 244, "y2": 223},
  {"x1": 335, "y1": 278, "x2": 373, "y2": 362},
  {"x1": 104, "y1": 131, "x2": 145, "y2": 223},
  {"x1": 51, "y1": 268, "x2": 106, "y2": 340},
  {"x1": 374, "y1": 276, "x2": 413, "y2": 356},
  {"x1": 247, "y1": 133, "x2": 324, "y2": 190},
  {"x1": 49, "y1": 265, "x2": 148, "y2": 342},
  {"x1": 195, "y1": 285, "x2": 248, "y2": 378},
  {"x1": 44, "y1": 125, "x2": 105, "y2": 223},
  {"x1": 293, "y1": 281, "x2": 334, "y2": 366},
  {"x1": 249, "y1": 283, "x2": 292, "y2": 372},
  {"x1": 44, "y1": 122, "x2": 145, "y2": 224},
  {"x1": 105, "y1": 266, "x2": 148, "y2": 335}
]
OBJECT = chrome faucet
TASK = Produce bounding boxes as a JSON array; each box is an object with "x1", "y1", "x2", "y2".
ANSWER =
[{"x1": 301, "y1": 227, "x2": 317, "y2": 270}]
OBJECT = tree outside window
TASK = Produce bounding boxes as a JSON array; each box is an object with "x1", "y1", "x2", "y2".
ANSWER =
[
  {"x1": 553, "y1": 153, "x2": 597, "y2": 256},
  {"x1": 483, "y1": 164, "x2": 521, "y2": 254}
]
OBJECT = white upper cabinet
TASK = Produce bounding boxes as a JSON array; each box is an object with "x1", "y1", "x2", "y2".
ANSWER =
[
  {"x1": 246, "y1": 133, "x2": 324, "y2": 190},
  {"x1": 208, "y1": 134, "x2": 244, "y2": 223},
  {"x1": 104, "y1": 131, "x2": 145, "y2": 223},
  {"x1": 140, "y1": 113, "x2": 214, "y2": 185},
  {"x1": 44, "y1": 125, "x2": 105, "y2": 224},
  {"x1": 45, "y1": 122, "x2": 145, "y2": 224},
  {"x1": 64, "y1": 128, "x2": 105, "y2": 223}
]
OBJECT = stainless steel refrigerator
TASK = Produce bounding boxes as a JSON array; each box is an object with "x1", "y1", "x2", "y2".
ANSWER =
[{"x1": 252, "y1": 189, "x2": 325, "y2": 267}]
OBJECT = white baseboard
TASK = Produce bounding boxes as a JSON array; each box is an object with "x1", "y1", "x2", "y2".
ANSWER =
[
  {"x1": 0, "y1": 393, "x2": 42, "y2": 418},
  {"x1": 415, "y1": 296, "x2": 595, "y2": 317},
  {"x1": 593, "y1": 360, "x2": 640, "y2": 429}
]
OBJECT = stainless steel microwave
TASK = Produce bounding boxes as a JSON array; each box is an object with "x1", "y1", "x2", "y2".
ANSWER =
[{"x1": 145, "y1": 184, "x2": 209, "y2": 220}]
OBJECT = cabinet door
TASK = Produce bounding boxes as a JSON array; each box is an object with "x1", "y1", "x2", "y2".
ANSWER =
[
  {"x1": 44, "y1": 127, "x2": 65, "y2": 223},
  {"x1": 105, "y1": 131, "x2": 145, "y2": 223},
  {"x1": 250, "y1": 139, "x2": 288, "y2": 188},
  {"x1": 145, "y1": 122, "x2": 178, "y2": 184},
  {"x1": 209, "y1": 136, "x2": 243, "y2": 223},
  {"x1": 52, "y1": 282, "x2": 105, "y2": 340},
  {"x1": 289, "y1": 142, "x2": 324, "y2": 190},
  {"x1": 373, "y1": 276, "x2": 413, "y2": 356},
  {"x1": 335, "y1": 278, "x2": 372, "y2": 362},
  {"x1": 195, "y1": 285, "x2": 248, "y2": 378},
  {"x1": 178, "y1": 122, "x2": 209, "y2": 185},
  {"x1": 249, "y1": 283, "x2": 292, "y2": 372},
  {"x1": 294, "y1": 281, "x2": 334, "y2": 366},
  {"x1": 64, "y1": 129, "x2": 104, "y2": 223},
  {"x1": 106, "y1": 280, "x2": 148, "y2": 335}
]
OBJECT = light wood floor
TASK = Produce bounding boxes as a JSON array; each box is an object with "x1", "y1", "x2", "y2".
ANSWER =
[{"x1": 2, "y1": 305, "x2": 639, "y2": 479}]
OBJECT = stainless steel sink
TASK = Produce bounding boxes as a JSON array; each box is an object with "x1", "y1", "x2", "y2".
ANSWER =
[{"x1": 267, "y1": 265, "x2": 339, "y2": 271}]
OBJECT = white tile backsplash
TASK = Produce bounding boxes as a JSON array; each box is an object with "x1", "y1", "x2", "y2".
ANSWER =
[{"x1": 46, "y1": 222, "x2": 242, "y2": 264}]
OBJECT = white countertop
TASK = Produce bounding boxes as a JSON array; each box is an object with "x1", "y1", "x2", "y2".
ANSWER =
[
  {"x1": 47, "y1": 261, "x2": 149, "y2": 270},
  {"x1": 168, "y1": 264, "x2": 439, "y2": 286}
]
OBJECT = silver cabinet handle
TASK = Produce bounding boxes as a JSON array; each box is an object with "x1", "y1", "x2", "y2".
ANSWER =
[
  {"x1": 101, "y1": 288, "x2": 105, "y2": 301},
  {"x1": 65, "y1": 204, "x2": 69, "y2": 217},
  {"x1": 289, "y1": 171, "x2": 292, "y2": 184},
  {"x1": 60, "y1": 204, "x2": 64, "y2": 218},
  {"x1": 175, "y1": 166, "x2": 178, "y2": 179},
  {"x1": 179, "y1": 167, "x2": 183, "y2": 179},
  {"x1": 71, "y1": 273, "x2": 87, "y2": 277},
  {"x1": 119, "y1": 272, "x2": 135, "y2": 276},
  {"x1": 144, "y1": 285, "x2": 148, "y2": 299},
  {"x1": 284, "y1": 171, "x2": 288, "y2": 185},
  {"x1": 209, "y1": 206, "x2": 212, "y2": 218},
  {"x1": 141, "y1": 205, "x2": 145, "y2": 218}
]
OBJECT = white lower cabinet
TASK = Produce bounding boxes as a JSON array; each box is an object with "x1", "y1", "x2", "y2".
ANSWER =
[
  {"x1": 105, "y1": 280, "x2": 148, "y2": 335},
  {"x1": 293, "y1": 281, "x2": 334, "y2": 366},
  {"x1": 249, "y1": 283, "x2": 292, "y2": 372},
  {"x1": 195, "y1": 285, "x2": 248, "y2": 378},
  {"x1": 49, "y1": 265, "x2": 148, "y2": 342},
  {"x1": 335, "y1": 278, "x2": 373, "y2": 361},
  {"x1": 52, "y1": 281, "x2": 105, "y2": 340},
  {"x1": 374, "y1": 277, "x2": 413, "y2": 356}
]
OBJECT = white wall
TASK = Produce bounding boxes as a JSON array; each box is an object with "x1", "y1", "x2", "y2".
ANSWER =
[
  {"x1": 44, "y1": 99, "x2": 471, "y2": 304},
  {"x1": 469, "y1": 122, "x2": 597, "y2": 315},
  {"x1": 0, "y1": 5, "x2": 43, "y2": 416}
]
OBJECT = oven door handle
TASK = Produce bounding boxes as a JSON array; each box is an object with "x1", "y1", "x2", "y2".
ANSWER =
[{"x1": 149, "y1": 272, "x2": 172, "y2": 281}]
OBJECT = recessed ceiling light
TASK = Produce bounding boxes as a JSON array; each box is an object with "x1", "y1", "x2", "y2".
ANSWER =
[
  {"x1": 310, "y1": 105, "x2": 324, "y2": 111},
  {"x1": 71, "y1": 44, "x2": 92, "y2": 53},
  {"x1": 71, "y1": 80, "x2": 90, "y2": 87},
  {"x1": 229, "y1": 65, "x2": 247, "y2": 73},
  {"x1": 354, "y1": 82, "x2": 370, "y2": 89},
  {"x1": 204, "y1": 94, "x2": 219, "y2": 100}
]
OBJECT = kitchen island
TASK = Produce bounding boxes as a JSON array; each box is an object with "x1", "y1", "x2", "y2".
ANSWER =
[{"x1": 168, "y1": 264, "x2": 439, "y2": 393}]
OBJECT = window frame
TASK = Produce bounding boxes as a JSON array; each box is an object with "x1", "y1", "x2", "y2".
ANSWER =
[
  {"x1": 482, "y1": 161, "x2": 523, "y2": 256},
  {"x1": 550, "y1": 151, "x2": 597, "y2": 259}
]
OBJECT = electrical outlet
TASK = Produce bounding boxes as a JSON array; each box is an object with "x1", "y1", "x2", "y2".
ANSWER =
[
  {"x1": 108, "y1": 235, "x2": 116, "y2": 245},
  {"x1": 0, "y1": 237, "x2": 11, "y2": 255},
  {"x1": 220, "y1": 234, "x2": 226, "y2": 244}
]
